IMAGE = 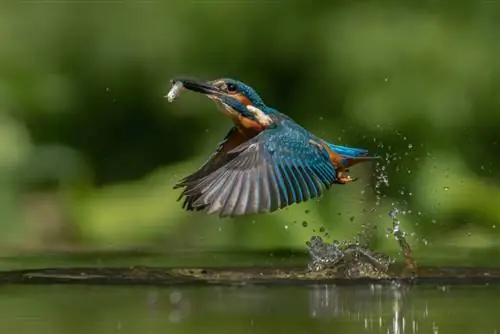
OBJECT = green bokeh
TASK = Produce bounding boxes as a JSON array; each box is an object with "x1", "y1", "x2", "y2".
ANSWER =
[{"x1": 0, "y1": 0, "x2": 498, "y2": 265}]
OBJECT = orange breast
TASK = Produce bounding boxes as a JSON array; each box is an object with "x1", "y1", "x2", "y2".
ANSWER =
[
  {"x1": 238, "y1": 115, "x2": 265, "y2": 131},
  {"x1": 229, "y1": 115, "x2": 264, "y2": 138}
]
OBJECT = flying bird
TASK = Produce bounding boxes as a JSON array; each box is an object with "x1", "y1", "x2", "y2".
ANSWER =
[{"x1": 166, "y1": 78, "x2": 377, "y2": 217}]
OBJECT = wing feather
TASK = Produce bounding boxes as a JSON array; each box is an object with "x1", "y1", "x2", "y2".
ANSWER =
[
  {"x1": 219, "y1": 171, "x2": 244, "y2": 216},
  {"x1": 265, "y1": 164, "x2": 282, "y2": 211},
  {"x1": 174, "y1": 126, "x2": 247, "y2": 190},
  {"x1": 245, "y1": 167, "x2": 260, "y2": 215},
  {"x1": 176, "y1": 117, "x2": 338, "y2": 217},
  {"x1": 290, "y1": 160, "x2": 309, "y2": 201},
  {"x1": 232, "y1": 170, "x2": 251, "y2": 217},
  {"x1": 300, "y1": 164, "x2": 321, "y2": 198}
]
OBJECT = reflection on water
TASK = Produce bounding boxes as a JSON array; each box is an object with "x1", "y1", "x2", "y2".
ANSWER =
[
  {"x1": 308, "y1": 284, "x2": 414, "y2": 333},
  {"x1": 0, "y1": 283, "x2": 498, "y2": 334}
]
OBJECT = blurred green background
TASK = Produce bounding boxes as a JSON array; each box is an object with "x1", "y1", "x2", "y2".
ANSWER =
[{"x1": 0, "y1": 0, "x2": 499, "y2": 268}]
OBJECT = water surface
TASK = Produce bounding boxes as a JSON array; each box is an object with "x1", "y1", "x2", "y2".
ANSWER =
[{"x1": 0, "y1": 283, "x2": 497, "y2": 334}]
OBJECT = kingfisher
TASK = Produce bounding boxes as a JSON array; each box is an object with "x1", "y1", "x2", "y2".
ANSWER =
[{"x1": 167, "y1": 78, "x2": 377, "y2": 218}]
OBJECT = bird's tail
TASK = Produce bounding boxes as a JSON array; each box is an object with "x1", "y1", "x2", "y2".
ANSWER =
[{"x1": 327, "y1": 143, "x2": 379, "y2": 169}]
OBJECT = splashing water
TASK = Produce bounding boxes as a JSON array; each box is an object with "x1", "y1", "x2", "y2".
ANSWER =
[
  {"x1": 305, "y1": 210, "x2": 415, "y2": 278},
  {"x1": 306, "y1": 235, "x2": 394, "y2": 278},
  {"x1": 306, "y1": 136, "x2": 418, "y2": 278},
  {"x1": 373, "y1": 152, "x2": 391, "y2": 209},
  {"x1": 388, "y1": 208, "x2": 417, "y2": 274},
  {"x1": 351, "y1": 144, "x2": 393, "y2": 249},
  {"x1": 354, "y1": 152, "x2": 392, "y2": 248}
]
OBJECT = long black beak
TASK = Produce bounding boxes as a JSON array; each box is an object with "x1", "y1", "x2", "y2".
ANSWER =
[{"x1": 171, "y1": 78, "x2": 222, "y2": 96}]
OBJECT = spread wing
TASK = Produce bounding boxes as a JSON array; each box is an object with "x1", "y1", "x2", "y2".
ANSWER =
[
  {"x1": 177, "y1": 119, "x2": 338, "y2": 217},
  {"x1": 174, "y1": 126, "x2": 247, "y2": 189},
  {"x1": 174, "y1": 126, "x2": 249, "y2": 210}
]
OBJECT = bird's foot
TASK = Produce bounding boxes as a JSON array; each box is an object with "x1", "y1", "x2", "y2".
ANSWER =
[{"x1": 334, "y1": 170, "x2": 358, "y2": 184}]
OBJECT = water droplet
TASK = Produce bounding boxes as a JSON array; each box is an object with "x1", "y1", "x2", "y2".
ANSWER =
[
  {"x1": 408, "y1": 143, "x2": 413, "y2": 149},
  {"x1": 388, "y1": 208, "x2": 399, "y2": 219},
  {"x1": 284, "y1": 225, "x2": 289, "y2": 230},
  {"x1": 431, "y1": 219, "x2": 437, "y2": 224},
  {"x1": 319, "y1": 226, "x2": 326, "y2": 233},
  {"x1": 443, "y1": 186, "x2": 449, "y2": 191},
  {"x1": 304, "y1": 210, "x2": 310, "y2": 214},
  {"x1": 302, "y1": 221, "x2": 308, "y2": 227},
  {"x1": 319, "y1": 116, "x2": 324, "y2": 121}
]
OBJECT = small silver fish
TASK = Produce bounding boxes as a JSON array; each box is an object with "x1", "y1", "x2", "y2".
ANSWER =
[{"x1": 165, "y1": 81, "x2": 184, "y2": 103}]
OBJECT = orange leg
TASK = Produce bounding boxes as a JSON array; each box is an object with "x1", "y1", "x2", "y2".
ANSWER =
[
  {"x1": 312, "y1": 140, "x2": 362, "y2": 185},
  {"x1": 335, "y1": 169, "x2": 358, "y2": 184}
]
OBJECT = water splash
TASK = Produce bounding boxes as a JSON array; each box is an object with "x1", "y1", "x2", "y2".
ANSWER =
[
  {"x1": 357, "y1": 147, "x2": 392, "y2": 247},
  {"x1": 373, "y1": 151, "x2": 391, "y2": 209},
  {"x1": 388, "y1": 208, "x2": 417, "y2": 274},
  {"x1": 306, "y1": 136, "x2": 418, "y2": 278},
  {"x1": 306, "y1": 235, "x2": 394, "y2": 278}
]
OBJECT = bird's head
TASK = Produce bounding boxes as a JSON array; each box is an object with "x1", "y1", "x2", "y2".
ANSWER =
[{"x1": 171, "y1": 77, "x2": 274, "y2": 129}]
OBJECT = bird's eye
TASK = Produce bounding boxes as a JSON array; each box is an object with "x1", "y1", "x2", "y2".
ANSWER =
[{"x1": 226, "y1": 83, "x2": 237, "y2": 92}]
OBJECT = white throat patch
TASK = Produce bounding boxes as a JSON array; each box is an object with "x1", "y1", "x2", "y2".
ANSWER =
[{"x1": 246, "y1": 105, "x2": 273, "y2": 127}]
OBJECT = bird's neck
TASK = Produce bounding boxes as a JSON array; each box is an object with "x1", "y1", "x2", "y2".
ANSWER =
[{"x1": 232, "y1": 105, "x2": 277, "y2": 138}]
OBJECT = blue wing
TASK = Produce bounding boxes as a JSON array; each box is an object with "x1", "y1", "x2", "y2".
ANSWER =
[
  {"x1": 174, "y1": 126, "x2": 248, "y2": 211},
  {"x1": 174, "y1": 127, "x2": 246, "y2": 189},
  {"x1": 178, "y1": 119, "x2": 338, "y2": 217}
]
